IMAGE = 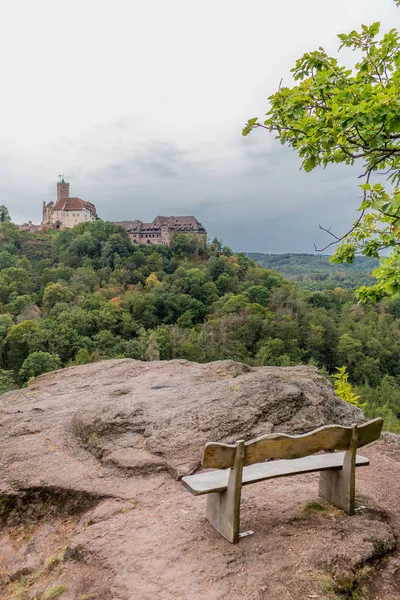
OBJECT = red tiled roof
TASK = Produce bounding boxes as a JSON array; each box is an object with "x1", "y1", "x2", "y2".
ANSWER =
[{"x1": 53, "y1": 197, "x2": 97, "y2": 217}]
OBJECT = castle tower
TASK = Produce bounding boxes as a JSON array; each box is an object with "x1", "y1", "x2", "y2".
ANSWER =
[{"x1": 57, "y1": 175, "x2": 70, "y2": 202}]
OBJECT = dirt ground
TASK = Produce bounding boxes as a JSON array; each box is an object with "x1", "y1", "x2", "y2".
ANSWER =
[{"x1": 1, "y1": 437, "x2": 399, "y2": 600}]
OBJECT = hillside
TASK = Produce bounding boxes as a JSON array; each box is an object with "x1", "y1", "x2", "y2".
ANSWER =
[
  {"x1": 0, "y1": 222, "x2": 399, "y2": 432},
  {"x1": 246, "y1": 253, "x2": 379, "y2": 291}
]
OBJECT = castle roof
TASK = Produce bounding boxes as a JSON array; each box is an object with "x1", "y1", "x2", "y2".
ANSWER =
[
  {"x1": 153, "y1": 216, "x2": 206, "y2": 233},
  {"x1": 116, "y1": 216, "x2": 206, "y2": 234},
  {"x1": 114, "y1": 220, "x2": 142, "y2": 232},
  {"x1": 53, "y1": 197, "x2": 97, "y2": 217}
]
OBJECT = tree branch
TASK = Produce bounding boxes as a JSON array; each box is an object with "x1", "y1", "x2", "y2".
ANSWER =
[{"x1": 314, "y1": 209, "x2": 366, "y2": 252}]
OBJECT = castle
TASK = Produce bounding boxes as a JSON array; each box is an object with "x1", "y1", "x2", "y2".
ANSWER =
[
  {"x1": 42, "y1": 177, "x2": 97, "y2": 228},
  {"x1": 115, "y1": 216, "x2": 207, "y2": 246},
  {"x1": 19, "y1": 177, "x2": 207, "y2": 246}
]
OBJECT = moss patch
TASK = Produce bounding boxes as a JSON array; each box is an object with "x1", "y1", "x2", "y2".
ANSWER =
[{"x1": 42, "y1": 585, "x2": 67, "y2": 599}]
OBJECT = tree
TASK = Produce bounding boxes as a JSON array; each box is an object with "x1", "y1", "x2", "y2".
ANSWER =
[
  {"x1": 171, "y1": 233, "x2": 200, "y2": 256},
  {"x1": 0, "y1": 206, "x2": 11, "y2": 223},
  {"x1": 0, "y1": 369, "x2": 16, "y2": 394},
  {"x1": 243, "y1": 7, "x2": 400, "y2": 300},
  {"x1": 74, "y1": 348, "x2": 92, "y2": 365},
  {"x1": 42, "y1": 282, "x2": 74, "y2": 315},
  {"x1": 145, "y1": 272, "x2": 161, "y2": 291},
  {"x1": 19, "y1": 351, "x2": 61, "y2": 383},
  {"x1": 5, "y1": 320, "x2": 48, "y2": 370}
]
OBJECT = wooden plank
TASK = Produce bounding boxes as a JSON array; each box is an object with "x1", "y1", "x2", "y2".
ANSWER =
[
  {"x1": 201, "y1": 419, "x2": 383, "y2": 469},
  {"x1": 357, "y1": 418, "x2": 383, "y2": 448},
  {"x1": 202, "y1": 442, "x2": 236, "y2": 470},
  {"x1": 182, "y1": 452, "x2": 370, "y2": 496},
  {"x1": 206, "y1": 440, "x2": 244, "y2": 543}
]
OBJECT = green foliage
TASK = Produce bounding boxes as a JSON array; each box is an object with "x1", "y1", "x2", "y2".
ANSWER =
[
  {"x1": 19, "y1": 351, "x2": 62, "y2": 383},
  {"x1": 73, "y1": 348, "x2": 92, "y2": 365},
  {"x1": 171, "y1": 233, "x2": 202, "y2": 256},
  {"x1": 332, "y1": 366, "x2": 362, "y2": 407},
  {"x1": 42, "y1": 282, "x2": 74, "y2": 315},
  {"x1": 0, "y1": 205, "x2": 11, "y2": 223},
  {"x1": 355, "y1": 375, "x2": 400, "y2": 433},
  {"x1": 0, "y1": 223, "x2": 399, "y2": 431},
  {"x1": 247, "y1": 253, "x2": 378, "y2": 291},
  {"x1": 0, "y1": 369, "x2": 17, "y2": 394},
  {"x1": 243, "y1": 10, "x2": 400, "y2": 300},
  {"x1": 42, "y1": 585, "x2": 67, "y2": 599},
  {"x1": 0, "y1": 314, "x2": 13, "y2": 342},
  {"x1": 5, "y1": 320, "x2": 48, "y2": 370}
]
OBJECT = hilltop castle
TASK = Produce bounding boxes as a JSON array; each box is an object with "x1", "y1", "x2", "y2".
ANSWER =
[
  {"x1": 42, "y1": 177, "x2": 97, "y2": 228},
  {"x1": 24, "y1": 177, "x2": 207, "y2": 246}
]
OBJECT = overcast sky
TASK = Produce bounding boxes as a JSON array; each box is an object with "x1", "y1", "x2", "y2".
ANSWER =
[{"x1": 1, "y1": 0, "x2": 399, "y2": 253}]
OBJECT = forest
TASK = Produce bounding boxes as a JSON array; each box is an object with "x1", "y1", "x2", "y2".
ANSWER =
[
  {"x1": 0, "y1": 220, "x2": 399, "y2": 432},
  {"x1": 246, "y1": 253, "x2": 379, "y2": 291}
]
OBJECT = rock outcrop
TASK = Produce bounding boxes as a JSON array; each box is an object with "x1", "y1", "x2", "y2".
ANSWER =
[
  {"x1": 0, "y1": 359, "x2": 399, "y2": 600},
  {"x1": 1, "y1": 359, "x2": 364, "y2": 492}
]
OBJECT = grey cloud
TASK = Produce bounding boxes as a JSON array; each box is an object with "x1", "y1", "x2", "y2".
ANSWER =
[
  {"x1": 77, "y1": 139, "x2": 364, "y2": 254},
  {"x1": 2, "y1": 135, "x2": 367, "y2": 255}
]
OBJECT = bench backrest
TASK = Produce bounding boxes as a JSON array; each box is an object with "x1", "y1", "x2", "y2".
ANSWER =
[{"x1": 201, "y1": 418, "x2": 383, "y2": 469}]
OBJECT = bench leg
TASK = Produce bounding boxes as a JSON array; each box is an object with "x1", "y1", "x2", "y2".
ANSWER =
[
  {"x1": 319, "y1": 425, "x2": 358, "y2": 515},
  {"x1": 206, "y1": 440, "x2": 245, "y2": 543}
]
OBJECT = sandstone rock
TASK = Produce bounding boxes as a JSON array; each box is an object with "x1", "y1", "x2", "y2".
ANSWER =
[
  {"x1": 0, "y1": 359, "x2": 364, "y2": 496},
  {"x1": 1, "y1": 359, "x2": 398, "y2": 600}
]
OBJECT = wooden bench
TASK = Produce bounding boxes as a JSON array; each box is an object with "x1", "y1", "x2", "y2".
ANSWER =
[{"x1": 182, "y1": 418, "x2": 383, "y2": 543}]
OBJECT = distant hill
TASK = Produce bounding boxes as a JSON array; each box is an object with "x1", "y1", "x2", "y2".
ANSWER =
[{"x1": 245, "y1": 253, "x2": 379, "y2": 291}]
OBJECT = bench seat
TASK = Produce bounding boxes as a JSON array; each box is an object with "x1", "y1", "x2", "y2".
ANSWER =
[
  {"x1": 182, "y1": 452, "x2": 369, "y2": 496},
  {"x1": 182, "y1": 419, "x2": 383, "y2": 543}
]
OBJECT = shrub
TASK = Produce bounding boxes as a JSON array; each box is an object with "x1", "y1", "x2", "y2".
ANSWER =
[{"x1": 19, "y1": 351, "x2": 62, "y2": 383}]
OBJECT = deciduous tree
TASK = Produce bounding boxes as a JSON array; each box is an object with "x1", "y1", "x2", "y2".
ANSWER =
[
  {"x1": 0, "y1": 206, "x2": 11, "y2": 223},
  {"x1": 243, "y1": 6, "x2": 400, "y2": 300},
  {"x1": 19, "y1": 351, "x2": 61, "y2": 383}
]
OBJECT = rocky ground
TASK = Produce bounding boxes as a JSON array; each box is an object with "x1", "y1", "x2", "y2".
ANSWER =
[{"x1": 0, "y1": 359, "x2": 399, "y2": 600}]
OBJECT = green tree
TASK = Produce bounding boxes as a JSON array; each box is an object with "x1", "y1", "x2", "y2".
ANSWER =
[
  {"x1": 0, "y1": 369, "x2": 16, "y2": 394},
  {"x1": 171, "y1": 233, "x2": 200, "y2": 256},
  {"x1": 255, "y1": 338, "x2": 293, "y2": 366},
  {"x1": 243, "y1": 285, "x2": 270, "y2": 307},
  {"x1": 0, "y1": 267, "x2": 33, "y2": 304},
  {"x1": 0, "y1": 314, "x2": 13, "y2": 344},
  {"x1": 243, "y1": 8, "x2": 400, "y2": 300},
  {"x1": 0, "y1": 206, "x2": 11, "y2": 223},
  {"x1": 0, "y1": 222, "x2": 20, "y2": 249},
  {"x1": 19, "y1": 351, "x2": 61, "y2": 383},
  {"x1": 337, "y1": 333, "x2": 363, "y2": 369},
  {"x1": 4, "y1": 320, "x2": 48, "y2": 370},
  {"x1": 155, "y1": 327, "x2": 173, "y2": 360},
  {"x1": 42, "y1": 282, "x2": 74, "y2": 315},
  {"x1": 74, "y1": 347, "x2": 92, "y2": 365}
]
